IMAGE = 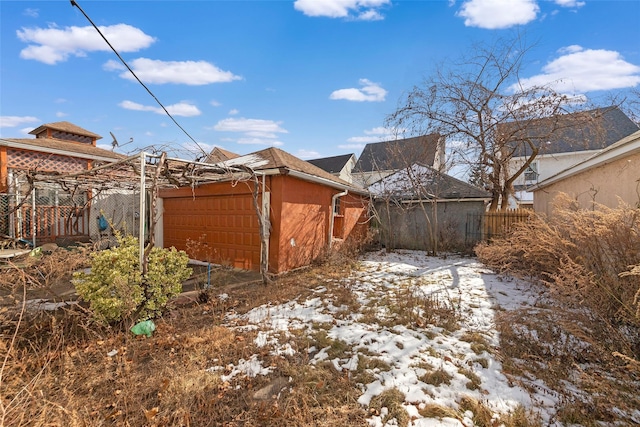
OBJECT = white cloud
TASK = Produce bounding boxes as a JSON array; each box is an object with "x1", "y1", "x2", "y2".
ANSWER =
[
  {"x1": 554, "y1": 0, "x2": 585, "y2": 7},
  {"x1": 119, "y1": 100, "x2": 201, "y2": 117},
  {"x1": 55, "y1": 111, "x2": 67, "y2": 118},
  {"x1": 214, "y1": 118, "x2": 288, "y2": 135},
  {"x1": 294, "y1": 0, "x2": 390, "y2": 20},
  {"x1": 356, "y1": 9, "x2": 384, "y2": 21},
  {"x1": 165, "y1": 102, "x2": 202, "y2": 117},
  {"x1": 346, "y1": 126, "x2": 400, "y2": 143},
  {"x1": 457, "y1": 0, "x2": 539, "y2": 29},
  {"x1": 515, "y1": 46, "x2": 640, "y2": 93},
  {"x1": 337, "y1": 143, "x2": 366, "y2": 150},
  {"x1": 0, "y1": 116, "x2": 39, "y2": 128},
  {"x1": 210, "y1": 100, "x2": 222, "y2": 107},
  {"x1": 213, "y1": 117, "x2": 288, "y2": 147},
  {"x1": 228, "y1": 109, "x2": 239, "y2": 115},
  {"x1": 297, "y1": 149, "x2": 321, "y2": 159},
  {"x1": 23, "y1": 8, "x2": 39, "y2": 18},
  {"x1": 346, "y1": 136, "x2": 387, "y2": 143},
  {"x1": 103, "y1": 59, "x2": 124, "y2": 71},
  {"x1": 558, "y1": 45, "x2": 583, "y2": 54},
  {"x1": 237, "y1": 138, "x2": 284, "y2": 147},
  {"x1": 183, "y1": 141, "x2": 216, "y2": 154},
  {"x1": 17, "y1": 24, "x2": 155, "y2": 65},
  {"x1": 107, "y1": 58, "x2": 242, "y2": 85},
  {"x1": 330, "y1": 78, "x2": 387, "y2": 102}
]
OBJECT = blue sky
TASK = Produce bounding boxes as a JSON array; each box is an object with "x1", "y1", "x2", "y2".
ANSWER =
[{"x1": 1, "y1": 0, "x2": 639, "y2": 161}]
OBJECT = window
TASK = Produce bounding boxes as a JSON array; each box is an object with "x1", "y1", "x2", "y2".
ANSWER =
[
  {"x1": 333, "y1": 198, "x2": 341, "y2": 215},
  {"x1": 524, "y1": 162, "x2": 538, "y2": 182}
]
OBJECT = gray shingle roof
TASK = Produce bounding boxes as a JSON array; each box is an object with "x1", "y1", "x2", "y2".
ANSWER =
[
  {"x1": 307, "y1": 154, "x2": 354, "y2": 174},
  {"x1": 501, "y1": 106, "x2": 639, "y2": 157},
  {"x1": 369, "y1": 164, "x2": 491, "y2": 200},
  {"x1": 353, "y1": 134, "x2": 441, "y2": 172}
]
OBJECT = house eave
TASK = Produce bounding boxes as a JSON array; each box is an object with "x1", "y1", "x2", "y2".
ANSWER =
[
  {"x1": 286, "y1": 169, "x2": 367, "y2": 195},
  {"x1": 529, "y1": 130, "x2": 640, "y2": 191},
  {"x1": 0, "y1": 138, "x2": 121, "y2": 163}
]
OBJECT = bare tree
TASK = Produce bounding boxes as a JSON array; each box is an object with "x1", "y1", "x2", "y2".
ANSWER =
[
  {"x1": 386, "y1": 34, "x2": 597, "y2": 211},
  {"x1": 367, "y1": 138, "x2": 446, "y2": 255}
]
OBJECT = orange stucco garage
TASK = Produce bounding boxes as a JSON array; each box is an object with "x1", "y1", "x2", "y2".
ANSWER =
[{"x1": 159, "y1": 147, "x2": 369, "y2": 274}]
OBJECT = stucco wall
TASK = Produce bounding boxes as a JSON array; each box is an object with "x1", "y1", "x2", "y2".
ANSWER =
[
  {"x1": 374, "y1": 200, "x2": 487, "y2": 251},
  {"x1": 272, "y1": 175, "x2": 368, "y2": 273},
  {"x1": 160, "y1": 175, "x2": 369, "y2": 274},
  {"x1": 533, "y1": 151, "x2": 640, "y2": 217}
]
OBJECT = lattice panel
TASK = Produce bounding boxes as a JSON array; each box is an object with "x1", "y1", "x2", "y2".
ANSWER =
[
  {"x1": 8, "y1": 149, "x2": 88, "y2": 173},
  {"x1": 49, "y1": 131, "x2": 93, "y2": 144}
]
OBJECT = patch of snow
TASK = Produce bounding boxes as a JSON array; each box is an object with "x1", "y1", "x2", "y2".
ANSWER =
[{"x1": 218, "y1": 250, "x2": 581, "y2": 425}]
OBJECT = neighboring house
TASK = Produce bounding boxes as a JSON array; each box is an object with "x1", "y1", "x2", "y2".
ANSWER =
[
  {"x1": 308, "y1": 153, "x2": 357, "y2": 184},
  {"x1": 531, "y1": 130, "x2": 640, "y2": 217},
  {"x1": 0, "y1": 121, "x2": 123, "y2": 243},
  {"x1": 504, "y1": 107, "x2": 639, "y2": 208},
  {"x1": 351, "y1": 134, "x2": 445, "y2": 188},
  {"x1": 204, "y1": 147, "x2": 240, "y2": 163},
  {"x1": 368, "y1": 163, "x2": 491, "y2": 251},
  {"x1": 159, "y1": 147, "x2": 369, "y2": 274}
]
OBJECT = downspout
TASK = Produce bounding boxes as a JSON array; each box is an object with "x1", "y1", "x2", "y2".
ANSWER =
[
  {"x1": 329, "y1": 190, "x2": 348, "y2": 249},
  {"x1": 260, "y1": 172, "x2": 269, "y2": 275}
]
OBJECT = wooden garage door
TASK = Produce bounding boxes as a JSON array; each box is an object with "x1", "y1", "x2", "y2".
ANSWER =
[{"x1": 163, "y1": 194, "x2": 261, "y2": 270}]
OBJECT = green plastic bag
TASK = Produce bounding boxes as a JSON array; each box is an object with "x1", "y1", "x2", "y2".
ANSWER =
[{"x1": 130, "y1": 320, "x2": 156, "y2": 337}]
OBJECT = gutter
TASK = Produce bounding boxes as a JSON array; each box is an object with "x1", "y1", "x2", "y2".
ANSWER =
[
  {"x1": 329, "y1": 190, "x2": 348, "y2": 249},
  {"x1": 286, "y1": 169, "x2": 366, "y2": 195}
]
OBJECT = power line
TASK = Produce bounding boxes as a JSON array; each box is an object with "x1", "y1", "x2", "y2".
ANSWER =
[{"x1": 69, "y1": 0, "x2": 207, "y2": 157}]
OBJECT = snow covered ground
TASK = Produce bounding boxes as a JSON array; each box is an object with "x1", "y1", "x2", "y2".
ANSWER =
[{"x1": 218, "y1": 250, "x2": 564, "y2": 426}]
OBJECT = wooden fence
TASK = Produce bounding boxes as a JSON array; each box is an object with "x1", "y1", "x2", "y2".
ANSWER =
[
  {"x1": 483, "y1": 208, "x2": 532, "y2": 240},
  {"x1": 466, "y1": 208, "x2": 533, "y2": 244}
]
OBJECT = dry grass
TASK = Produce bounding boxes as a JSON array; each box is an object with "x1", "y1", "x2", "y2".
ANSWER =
[
  {"x1": 0, "y1": 243, "x2": 372, "y2": 427},
  {"x1": 368, "y1": 388, "x2": 409, "y2": 427},
  {"x1": 475, "y1": 194, "x2": 640, "y2": 425},
  {"x1": 494, "y1": 305, "x2": 640, "y2": 425},
  {"x1": 476, "y1": 194, "x2": 640, "y2": 353},
  {"x1": 419, "y1": 367, "x2": 453, "y2": 387},
  {"x1": 3, "y1": 227, "x2": 639, "y2": 426}
]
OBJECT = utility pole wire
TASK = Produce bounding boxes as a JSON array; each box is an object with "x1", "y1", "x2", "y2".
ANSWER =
[{"x1": 69, "y1": 0, "x2": 207, "y2": 157}]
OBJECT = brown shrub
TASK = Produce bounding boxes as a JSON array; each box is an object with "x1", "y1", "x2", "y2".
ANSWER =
[{"x1": 476, "y1": 193, "x2": 640, "y2": 351}]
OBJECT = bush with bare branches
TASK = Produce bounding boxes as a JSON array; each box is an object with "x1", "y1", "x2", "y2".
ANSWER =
[{"x1": 476, "y1": 193, "x2": 640, "y2": 352}]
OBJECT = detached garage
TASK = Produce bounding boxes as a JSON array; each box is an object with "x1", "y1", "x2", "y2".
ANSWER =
[{"x1": 159, "y1": 147, "x2": 369, "y2": 274}]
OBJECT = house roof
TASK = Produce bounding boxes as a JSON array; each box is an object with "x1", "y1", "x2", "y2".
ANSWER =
[
  {"x1": 530, "y1": 129, "x2": 640, "y2": 191},
  {"x1": 0, "y1": 136, "x2": 124, "y2": 162},
  {"x1": 29, "y1": 121, "x2": 103, "y2": 140},
  {"x1": 353, "y1": 134, "x2": 441, "y2": 172},
  {"x1": 368, "y1": 163, "x2": 491, "y2": 201},
  {"x1": 502, "y1": 106, "x2": 639, "y2": 157},
  {"x1": 307, "y1": 153, "x2": 355, "y2": 174},
  {"x1": 204, "y1": 147, "x2": 240, "y2": 163},
  {"x1": 218, "y1": 147, "x2": 367, "y2": 194}
]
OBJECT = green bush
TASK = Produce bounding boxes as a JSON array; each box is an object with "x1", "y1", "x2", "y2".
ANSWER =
[{"x1": 73, "y1": 234, "x2": 192, "y2": 323}]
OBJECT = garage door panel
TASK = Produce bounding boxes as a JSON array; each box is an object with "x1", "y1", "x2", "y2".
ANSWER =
[{"x1": 163, "y1": 195, "x2": 260, "y2": 270}]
